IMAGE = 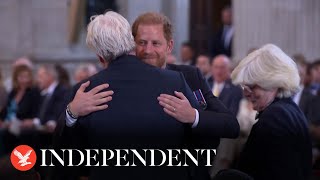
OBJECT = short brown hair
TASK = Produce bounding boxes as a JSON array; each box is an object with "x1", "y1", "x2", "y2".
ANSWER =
[{"x1": 132, "y1": 12, "x2": 173, "y2": 41}]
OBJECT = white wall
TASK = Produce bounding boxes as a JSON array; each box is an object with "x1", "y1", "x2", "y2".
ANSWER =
[{"x1": 233, "y1": 0, "x2": 320, "y2": 62}]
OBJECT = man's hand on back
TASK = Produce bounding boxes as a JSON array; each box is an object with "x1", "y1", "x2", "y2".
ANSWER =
[{"x1": 69, "y1": 81, "x2": 114, "y2": 117}]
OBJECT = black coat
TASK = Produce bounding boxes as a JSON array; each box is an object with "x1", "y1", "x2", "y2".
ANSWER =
[
  {"x1": 0, "y1": 87, "x2": 40, "y2": 121},
  {"x1": 207, "y1": 77, "x2": 243, "y2": 116},
  {"x1": 38, "y1": 83, "x2": 69, "y2": 124},
  {"x1": 237, "y1": 98, "x2": 312, "y2": 180}
]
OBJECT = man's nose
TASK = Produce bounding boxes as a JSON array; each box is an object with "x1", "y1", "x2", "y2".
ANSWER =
[{"x1": 144, "y1": 43, "x2": 153, "y2": 53}]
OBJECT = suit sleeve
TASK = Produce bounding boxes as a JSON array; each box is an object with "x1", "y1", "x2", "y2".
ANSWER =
[
  {"x1": 190, "y1": 68, "x2": 240, "y2": 148},
  {"x1": 178, "y1": 72, "x2": 199, "y2": 110}
]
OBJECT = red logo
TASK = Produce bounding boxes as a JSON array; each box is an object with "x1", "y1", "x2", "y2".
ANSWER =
[{"x1": 10, "y1": 145, "x2": 37, "y2": 171}]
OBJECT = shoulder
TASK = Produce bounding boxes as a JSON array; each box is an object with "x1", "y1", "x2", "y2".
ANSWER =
[
  {"x1": 258, "y1": 98, "x2": 300, "y2": 129},
  {"x1": 167, "y1": 64, "x2": 199, "y2": 74},
  {"x1": 264, "y1": 98, "x2": 297, "y2": 115},
  {"x1": 225, "y1": 80, "x2": 242, "y2": 93}
]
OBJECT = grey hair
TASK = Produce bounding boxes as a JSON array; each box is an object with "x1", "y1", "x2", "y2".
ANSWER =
[
  {"x1": 231, "y1": 44, "x2": 300, "y2": 98},
  {"x1": 86, "y1": 11, "x2": 135, "y2": 62},
  {"x1": 39, "y1": 64, "x2": 58, "y2": 80}
]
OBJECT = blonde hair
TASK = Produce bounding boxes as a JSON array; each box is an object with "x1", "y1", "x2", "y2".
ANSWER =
[
  {"x1": 86, "y1": 11, "x2": 135, "y2": 62},
  {"x1": 231, "y1": 44, "x2": 300, "y2": 98}
]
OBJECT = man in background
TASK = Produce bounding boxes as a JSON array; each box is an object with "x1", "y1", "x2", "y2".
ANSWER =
[
  {"x1": 196, "y1": 54, "x2": 212, "y2": 80},
  {"x1": 210, "y1": 6, "x2": 233, "y2": 58},
  {"x1": 207, "y1": 55, "x2": 242, "y2": 115}
]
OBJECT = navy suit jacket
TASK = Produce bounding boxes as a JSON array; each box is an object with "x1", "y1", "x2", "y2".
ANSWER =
[
  {"x1": 207, "y1": 77, "x2": 242, "y2": 116},
  {"x1": 56, "y1": 55, "x2": 205, "y2": 180},
  {"x1": 210, "y1": 27, "x2": 232, "y2": 58},
  {"x1": 38, "y1": 83, "x2": 68, "y2": 124},
  {"x1": 238, "y1": 98, "x2": 312, "y2": 180}
]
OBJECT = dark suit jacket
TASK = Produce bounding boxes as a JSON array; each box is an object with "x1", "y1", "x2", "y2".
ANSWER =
[
  {"x1": 306, "y1": 95, "x2": 320, "y2": 125},
  {"x1": 167, "y1": 64, "x2": 239, "y2": 145},
  {"x1": 210, "y1": 27, "x2": 232, "y2": 58},
  {"x1": 0, "y1": 87, "x2": 40, "y2": 121},
  {"x1": 297, "y1": 87, "x2": 315, "y2": 119},
  {"x1": 38, "y1": 83, "x2": 69, "y2": 124},
  {"x1": 56, "y1": 55, "x2": 206, "y2": 180},
  {"x1": 238, "y1": 98, "x2": 312, "y2": 180},
  {"x1": 207, "y1": 78, "x2": 242, "y2": 116}
]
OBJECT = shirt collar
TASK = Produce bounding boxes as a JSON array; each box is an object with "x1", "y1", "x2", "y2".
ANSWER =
[{"x1": 41, "y1": 81, "x2": 58, "y2": 96}]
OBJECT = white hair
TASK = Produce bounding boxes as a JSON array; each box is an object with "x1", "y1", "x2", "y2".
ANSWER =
[
  {"x1": 86, "y1": 11, "x2": 135, "y2": 62},
  {"x1": 75, "y1": 63, "x2": 98, "y2": 76},
  {"x1": 231, "y1": 44, "x2": 300, "y2": 98}
]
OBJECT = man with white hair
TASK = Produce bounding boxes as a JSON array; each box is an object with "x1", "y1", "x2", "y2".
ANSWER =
[{"x1": 56, "y1": 11, "x2": 202, "y2": 180}]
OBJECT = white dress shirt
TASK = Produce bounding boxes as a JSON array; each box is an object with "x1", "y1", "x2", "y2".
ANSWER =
[{"x1": 66, "y1": 108, "x2": 200, "y2": 128}]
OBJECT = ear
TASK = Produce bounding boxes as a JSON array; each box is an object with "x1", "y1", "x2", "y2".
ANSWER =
[
  {"x1": 167, "y1": 39, "x2": 174, "y2": 54},
  {"x1": 98, "y1": 55, "x2": 108, "y2": 68},
  {"x1": 98, "y1": 56, "x2": 105, "y2": 64}
]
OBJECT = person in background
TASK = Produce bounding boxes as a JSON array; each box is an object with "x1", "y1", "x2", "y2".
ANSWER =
[
  {"x1": 291, "y1": 55, "x2": 314, "y2": 117},
  {"x1": 73, "y1": 63, "x2": 98, "y2": 84},
  {"x1": 309, "y1": 60, "x2": 320, "y2": 95},
  {"x1": 55, "y1": 64, "x2": 71, "y2": 89},
  {"x1": 0, "y1": 65, "x2": 40, "y2": 154},
  {"x1": 0, "y1": 68, "x2": 7, "y2": 113},
  {"x1": 207, "y1": 55, "x2": 242, "y2": 115},
  {"x1": 232, "y1": 44, "x2": 312, "y2": 180},
  {"x1": 21, "y1": 65, "x2": 68, "y2": 134},
  {"x1": 3, "y1": 57, "x2": 34, "y2": 92},
  {"x1": 167, "y1": 53, "x2": 177, "y2": 64},
  {"x1": 210, "y1": 6, "x2": 233, "y2": 58},
  {"x1": 180, "y1": 41, "x2": 195, "y2": 65},
  {"x1": 195, "y1": 54, "x2": 211, "y2": 80}
]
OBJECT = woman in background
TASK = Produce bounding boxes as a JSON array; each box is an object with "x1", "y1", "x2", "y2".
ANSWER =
[{"x1": 0, "y1": 65, "x2": 40, "y2": 154}]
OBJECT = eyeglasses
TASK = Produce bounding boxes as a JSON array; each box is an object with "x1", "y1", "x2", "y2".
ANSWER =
[{"x1": 240, "y1": 84, "x2": 257, "y2": 93}]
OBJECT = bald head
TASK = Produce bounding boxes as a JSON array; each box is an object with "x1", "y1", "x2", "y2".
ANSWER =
[{"x1": 211, "y1": 55, "x2": 231, "y2": 83}]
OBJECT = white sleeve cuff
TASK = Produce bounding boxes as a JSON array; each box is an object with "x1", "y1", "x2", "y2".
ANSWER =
[
  {"x1": 191, "y1": 109, "x2": 199, "y2": 128},
  {"x1": 66, "y1": 110, "x2": 78, "y2": 127}
]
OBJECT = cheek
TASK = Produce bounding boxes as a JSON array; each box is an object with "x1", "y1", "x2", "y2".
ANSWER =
[{"x1": 135, "y1": 47, "x2": 143, "y2": 54}]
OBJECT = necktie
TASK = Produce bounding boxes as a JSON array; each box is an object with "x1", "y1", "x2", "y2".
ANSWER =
[
  {"x1": 38, "y1": 94, "x2": 51, "y2": 124},
  {"x1": 213, "y1": 85, "x2": 220, "y2": 97}
]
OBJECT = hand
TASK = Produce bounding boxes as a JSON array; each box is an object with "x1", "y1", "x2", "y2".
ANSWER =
[
  {"x1": 20, "y1": 119, "x2": 34, "y2": 129},
  {"x1": 69, "y1": 81, "x2": 114, "y2": 117},
  {"x1": 45, "y1": 121, "x2": 56, "y2": 133},
  {"x1": 158, "y1": 91, "x2": 196, "y2": 124}
]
